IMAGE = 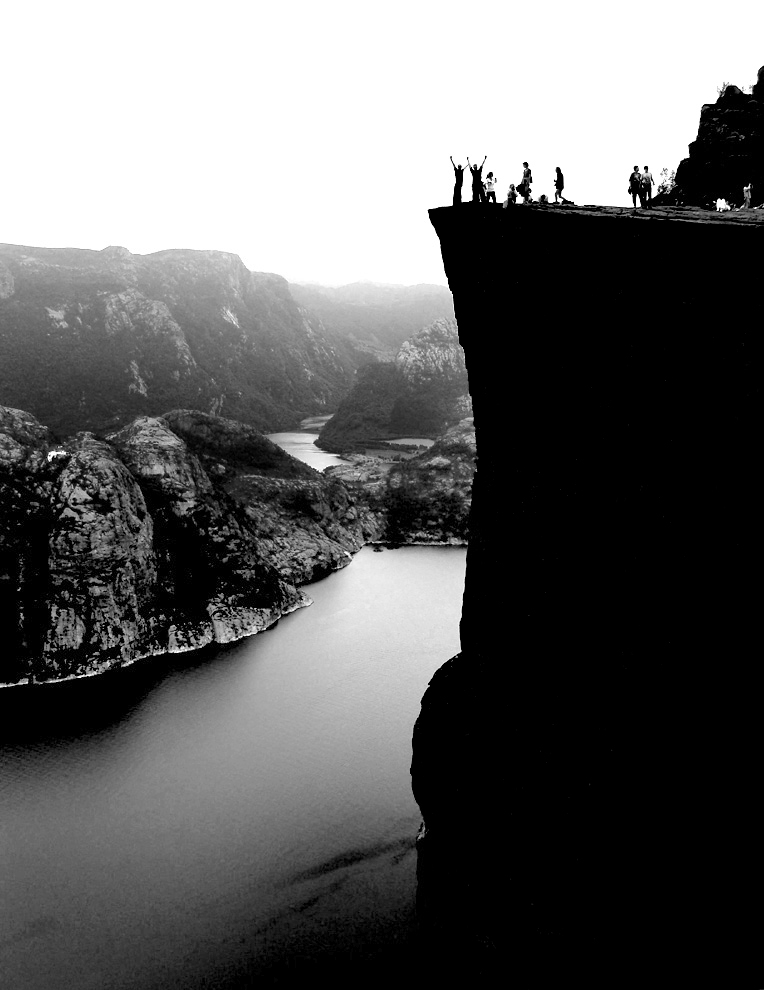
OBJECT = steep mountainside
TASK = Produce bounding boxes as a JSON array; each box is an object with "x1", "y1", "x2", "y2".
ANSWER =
[
  {"x1": 0, "y1": 405, "x2": 379, "y2": 686},
  {"x1": 289, "y1": 281, "x2": 455, "y2": 364},
  {"x1": 316, "y1": 318, "x2": 471, "y2": 452},
  {"x1": 0, "y1": 244, "x2": 351, "y2": 438}
]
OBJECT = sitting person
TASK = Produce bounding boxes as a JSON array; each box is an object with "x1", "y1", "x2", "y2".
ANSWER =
[{"x1": 503, "y1": 183, "x2": 518, "y2": 207}]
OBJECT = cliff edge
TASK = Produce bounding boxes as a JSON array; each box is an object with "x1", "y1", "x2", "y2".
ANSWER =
[{"x1": 412, "y1": 204, "x2": 758, "y2": 981}]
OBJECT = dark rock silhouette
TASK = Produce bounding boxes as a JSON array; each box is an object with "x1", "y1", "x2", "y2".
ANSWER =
[
  {"x1": 412, "y1": 203, "x2": 759, "y2": 982},
  {"x1": 667, "y1": 65, "x2": 764, "y2": 205}
]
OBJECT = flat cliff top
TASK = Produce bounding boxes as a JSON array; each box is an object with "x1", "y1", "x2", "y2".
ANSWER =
[{"x1": 431, "y1": 203, "x2": 764, "y2": 226}]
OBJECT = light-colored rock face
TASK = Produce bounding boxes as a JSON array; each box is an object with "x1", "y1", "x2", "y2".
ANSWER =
[
  {"x1": 0, "y1": 407, "x2": 53, "y2": 470},
  {"x1": 108, "y1": 416, "x2": 212, "y2": 513},
  {"x1": 42, "y1": 435, "x2": 159, "y2": 675},
  {"x1": 395, "y1": 318, "x2": 465, "y2": 380},
  {"x1": 104, "y1": 291, "x2": 196, "y2": 373}
]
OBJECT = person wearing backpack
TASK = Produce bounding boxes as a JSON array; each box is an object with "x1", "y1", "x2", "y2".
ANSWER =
[
  {"x1": 628, "y1": 166, "x2": 641, "y2": 208},
  {"x1": 641, "y1": 166, "x2": 655, "y2": 208},
  {"x1": 520, "y1": 162, "x2": 532, "y2": 203}
]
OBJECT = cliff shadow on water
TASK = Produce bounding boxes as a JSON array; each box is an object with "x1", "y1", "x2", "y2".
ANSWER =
[{"x1": 414, "y1": 203, "x2": 759, "y2": 982}]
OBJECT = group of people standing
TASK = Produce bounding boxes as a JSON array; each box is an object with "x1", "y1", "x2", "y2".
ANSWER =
[
  {"x1": 450, "y1": 157, "x2": 565, "y2": 206},
  {"x1": 628, "y1": 166, "x2": 655, "y2": 208}
]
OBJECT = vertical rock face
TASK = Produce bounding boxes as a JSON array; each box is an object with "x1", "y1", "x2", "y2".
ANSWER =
[
  {"x1": 42, "y1": 435, "x2": 160, "y2": 679},
  {"x1": 673, "y1": 65, "x2": 764, "y2": 204},
  {"x1": 413, "y1": 205, "x2": 758, "y2": 982}
]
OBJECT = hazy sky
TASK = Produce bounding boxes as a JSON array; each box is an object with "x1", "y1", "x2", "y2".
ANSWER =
[{"x1": 2, "y1": 0, "x2": 762, "y2": 285}]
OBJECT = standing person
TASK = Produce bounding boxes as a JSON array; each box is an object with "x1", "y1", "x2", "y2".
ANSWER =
[
  {"x1": 450, "y1": 157, "x2": 466, "y2": 206},
  {"x1": 554, "y1": 167, "x2": 565, "y2": 203},
  {"x1": 743, "y1": 182, "x2": 752, "y2": 208},
  {"x1": 628, "y1": 165, "x2": 641, "y2": 208},
  {"x1": 642, "y1": 166, "x2": 655, "y2": 208},
  {"x1": 467, "y1": 156, "x2": 487, "y2": 203},
  {"x1": 504, "y1": 183, "x2": 518, "y2": 207},
  {"x1": 484, "y1": 171, "x2": 498, "y2": 204},
  {"x1": 521, "y1": 161, "x2": 532, "y2": 203}
]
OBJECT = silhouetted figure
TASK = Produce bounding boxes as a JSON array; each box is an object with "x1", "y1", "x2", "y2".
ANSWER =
[
  {"x1": 484, "y1": 171, "x2": 498, "y2": 204},
  {"x1": 642, "y1": 166, "x2": 654, "y2": 208},
  {"x1": 554, "y1": 167, "x2": 564, "y2": 203},
  {"x1": 450, "y1": 157, "x2": 466, "y2": 206},
  {"x1": 503, "y1": 183, "x2": 518, "y2": 207},
  {"x1": 629, "y1": 165, "x2": 641, "y2": 208},
  {"x1": 743, "y1": 182, "x2": 752, "y2": 208},
  {"x1": 520, "y1": 162, "x2": 532, "y2": 203},
  {"x1": 467, "y1": 156, "x2": 487, "y2": 204}
]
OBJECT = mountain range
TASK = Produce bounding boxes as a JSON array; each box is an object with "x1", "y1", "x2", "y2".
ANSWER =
[{"x1": 0, "y1": 245, "x2": 455, "y2": 440}]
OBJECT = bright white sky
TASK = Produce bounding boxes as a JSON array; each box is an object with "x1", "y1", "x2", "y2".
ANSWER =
[{"x1": 2, "y1": 0, "x2": 762, "y2": 285}]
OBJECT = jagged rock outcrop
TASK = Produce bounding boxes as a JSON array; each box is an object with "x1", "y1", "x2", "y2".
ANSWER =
[
  {"x1": 414, "y1": 203, "x2": 758, "y2": 983},
  {"x1": 0, "y1": 244, "x2": 351, "y2": 437},
  {"x1": 669, "y1": 65, "x2": 764, "y2": 205},
  {"x1": 316, "y1": 318, "x2": 471, "y2": 452},
  {"x1": 0, "y1": 406, "x2": 385, "y2": 685}
]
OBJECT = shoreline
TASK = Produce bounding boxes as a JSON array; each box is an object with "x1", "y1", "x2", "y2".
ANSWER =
[{"x1": 0, "y1": 542, "x2": 467, "y2": 690}]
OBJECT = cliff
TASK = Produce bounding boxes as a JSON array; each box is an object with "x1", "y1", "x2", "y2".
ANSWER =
[
  {"x1": 316, "y1": 318, "x2": 471, "y2": 452},
  {"x1": 0, "y1": 407, "x2": 379, "y2": 685},
  {"x1": 412, "y1": 203, "x2": 759, "y2": 981},
  {"x1": 0, "y1": 244, "x2": 351, "y2": 437},
  {"x1": 669, "y1": 64, "x2": 764, "y2": 205}
]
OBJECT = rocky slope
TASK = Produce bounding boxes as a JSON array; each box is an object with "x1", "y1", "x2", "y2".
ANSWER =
[
  {"x1": 324, "y1": 419, "x2": 475, "y2": 545},
  {"x1": 661, "y1": 64, "x2": 764, "y2": 206},
  {"x1": 0, "y1": 244, "x2": 351, "y2": 437},
  {"x1": 0, "y1": 406, "x2": 379, "y2": 686},
  {"x1": 316, "y1": 318, "x2": 471, "y2": 452}
]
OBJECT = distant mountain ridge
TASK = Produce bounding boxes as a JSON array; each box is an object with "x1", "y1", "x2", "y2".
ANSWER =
[
  {"x1": 0, "y1": 244, "x2": 351, "y2": 438},
  {"x1": 0, "y1": 244, "x2": 455, "y2": 439},
  {"x1": 290, "y1": 281, "x2": 455, "y2": 362}
]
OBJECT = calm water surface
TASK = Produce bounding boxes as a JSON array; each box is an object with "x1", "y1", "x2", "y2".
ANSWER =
[
  {"x1": 0, "y1": 546, "x2": 466, "y2": 989},
  {"x1": 265, "y1": 431, "x2": 344, "y2": 472}
]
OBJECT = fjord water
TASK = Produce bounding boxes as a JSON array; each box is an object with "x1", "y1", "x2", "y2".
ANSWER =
[{"x1": 0, "y1": 545, "x2": 466, "y2": 989}]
